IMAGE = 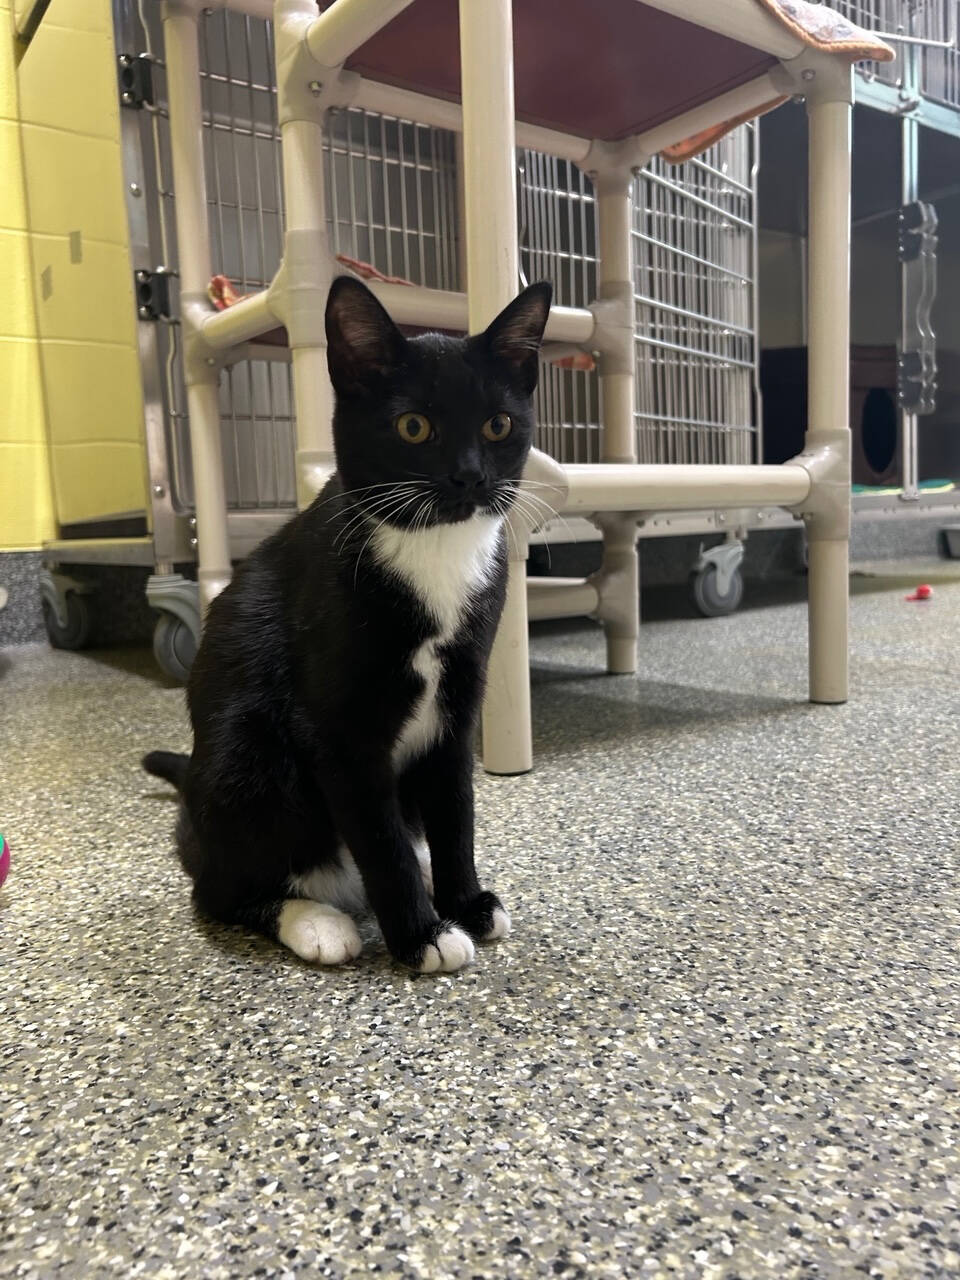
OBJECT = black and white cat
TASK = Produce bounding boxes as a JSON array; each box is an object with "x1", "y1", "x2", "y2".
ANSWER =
[{"x1": 144, "y1": 275, "x2": 552, "y2": 973}]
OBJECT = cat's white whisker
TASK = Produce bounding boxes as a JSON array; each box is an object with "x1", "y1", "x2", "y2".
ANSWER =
[
  {"x1": 510, "y1": 486, "x2": 577, "y2": 545},
  {"x1": 332, "y1": 486, "x2": 427, "y2": 552},
  {"x1": 339, "y1": 482, "x2": 427, "y2": 520},
  {"x1": 321, "y1": 480, "x2": 429, "y2": 522},
  {"x1": 351, "y1": 490, "x2": 427, "y2": 589}
]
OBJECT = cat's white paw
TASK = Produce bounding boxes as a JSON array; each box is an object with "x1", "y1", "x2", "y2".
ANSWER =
[
  {"x1": 278, "y1": 900, "x2": 362, "y2": 965},
  {"x1": 417, "y1": 925, "x2": 475, "y2": 974},
  {"x1": 482, "y1": 906, "x2": 511, "y2": 941}
]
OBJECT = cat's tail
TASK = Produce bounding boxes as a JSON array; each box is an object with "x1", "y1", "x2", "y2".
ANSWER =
[{"x1": 142, "y1": 750, "x2": 189, "y2": 790}]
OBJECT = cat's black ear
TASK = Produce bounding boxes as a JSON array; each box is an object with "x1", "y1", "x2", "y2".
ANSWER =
[
  {"x1": 479, "y1": 281, "x2": 552, "y2": 396},
  {"x1": 325, "y1": 276, "x2": 406, "y2": 395}
]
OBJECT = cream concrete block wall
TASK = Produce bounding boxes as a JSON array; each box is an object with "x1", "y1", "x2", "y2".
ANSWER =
[
  {"x1": 17, "y1": 0, "x2": 149, "y2": 528},
  {"x1": 0, "y1": 0, "x2": 55, "y2": 550}
]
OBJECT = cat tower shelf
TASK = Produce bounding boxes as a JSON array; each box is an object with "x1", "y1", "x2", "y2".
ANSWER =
[{"x1": 162, "y1": 0, "x2": 893, "y2": 773}]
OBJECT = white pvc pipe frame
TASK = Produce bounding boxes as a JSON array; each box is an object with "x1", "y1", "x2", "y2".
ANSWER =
[{"x1": 167, "y1": 0, "x2": 852, "y2": 770}]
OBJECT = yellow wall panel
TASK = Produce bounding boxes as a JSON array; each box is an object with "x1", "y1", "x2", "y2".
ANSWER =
[
  {"x1": 18, "y1": 26, "x2": 118, "y2": 139},
  {"x1": 0, "y1": 227, "x2": 38, "y2": 339},
  {"x1": 0, "y1": 4, "x2": 55, "y2": 550},
  {"x1": 0, "y1": 442, "x2": 56, "y2": 548},
  {"x1": 31, "y1": 234, "x2": 138, "y2": 347},
  {"x1": 0, "y1": 119, "x2": 27, "y2": 229},
  {"x1": 0, "y1": 335, "x2": 45, "y2": 443},
  {"x1": 50, "y1": 441, "x2": 147, "y2": 525},
  {"x1": 14, "y1": 0, "x2": 111, "y2": 34},
  {"x1": 0, "y1": 17, "x2": 16, "y2": 120},
  {"x1": 3, "y1": 0, "x2": 131, "y2": 549},
  {"x1": 41, "y1": 342, "x2": 145, "y2": 446},
  {"x1": 20, "y1": 125, "x2": 127, "y2": 243}
]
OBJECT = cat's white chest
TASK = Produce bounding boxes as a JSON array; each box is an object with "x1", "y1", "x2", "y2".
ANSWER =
[{"x1": 371, "y1": 513, "x2": 503, "y2": 769}]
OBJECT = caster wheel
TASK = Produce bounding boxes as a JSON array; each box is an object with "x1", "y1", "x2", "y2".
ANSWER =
[
  {"x1": 691, "y1": 565, "x2": 744, "y2": 617},
  {"x1": 153, "y1": 613, "x2": 197, "y2": 682},
  {"x1": 42, "y1": 592, "x2": 92, "y2": 650}
]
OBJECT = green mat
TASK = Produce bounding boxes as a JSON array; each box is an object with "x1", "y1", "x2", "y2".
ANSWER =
[{"x1": 852, "y1": 478, "x2": 955, "y2": 496}]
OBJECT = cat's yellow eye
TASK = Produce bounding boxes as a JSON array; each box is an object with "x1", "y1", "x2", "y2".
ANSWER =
[
  {"x1": 395, "y1": 412, "x2": 432, "y2": 444},
  {"x1": 482, "y1": 412, "x2": 512, "y2": 442}
]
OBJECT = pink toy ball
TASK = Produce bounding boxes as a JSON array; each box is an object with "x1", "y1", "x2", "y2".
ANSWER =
[{"x1": 0, "y1": 834, "x2": 9, "y2": 890}]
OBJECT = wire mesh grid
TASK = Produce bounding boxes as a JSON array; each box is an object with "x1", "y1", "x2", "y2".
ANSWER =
[
  {"x1": 828, "y1": 0, "x2": 906, "y2": 87},
  {"x1": 828, "y1": 0, "x2": 960, "y2": 99},
  {"x1": 137, "y1": 5, "x2": 297, "y2": 512},
  {"x1": 325, "y1": 111, "x2": 459, "y2": 291},
  {"x1": 918, "y1": 1, "x2": 960, "y2": 109},
  {"x1": 518, "y1": 150, "x2": 601, "y2": 463},
  {"x1": 632, "y1": 129, "x2": 758, "y2": 465},
  {"x1": 141, "y1": 6, "x2": 460, "y2": 515}
]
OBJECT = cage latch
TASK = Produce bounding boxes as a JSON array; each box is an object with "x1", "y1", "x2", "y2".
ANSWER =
[
  {"x1": 135, "y1": 268, "x2": 172, "y2": 321},
  {"x1": 118, "y1": 53, "x2": 154, "y2": 110}
]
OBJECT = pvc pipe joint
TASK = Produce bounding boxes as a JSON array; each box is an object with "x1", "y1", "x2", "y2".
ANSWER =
[
  {"x1": 273, "y1": 230, "x2": 334, "y2": 349},
  {"x1": 589, "y1": 289, "x2": 635, "y2": 376},
  {"x1": 181, "y1": 297, "x2": 224, "y2": 388},
  {"x1": 275, "y1": 3, "x2": 360, "y2": 126},
  {"x1": 772, "y1": 50, "x2": 855, "y2": 107},
  {"x1": 787, "y1": 432, "x2": 851, "y2": 541}
]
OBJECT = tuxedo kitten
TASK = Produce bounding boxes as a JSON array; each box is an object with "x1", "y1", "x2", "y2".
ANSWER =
[{"x1": 144, "y1": 275, "x2": 552, "y2": 973}]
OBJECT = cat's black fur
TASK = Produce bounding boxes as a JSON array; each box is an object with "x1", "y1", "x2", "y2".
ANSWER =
[{"x1": 144, "y1": 276, "x2": 552, "y2": 970}]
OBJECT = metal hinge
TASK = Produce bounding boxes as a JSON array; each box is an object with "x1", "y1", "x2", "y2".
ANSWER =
[
  {"x1": 118, "y1": 53, "x2": 154, "y2": 109},
  {"x1": 135, "y1": 268, "x2": 173, "y2": 321}
]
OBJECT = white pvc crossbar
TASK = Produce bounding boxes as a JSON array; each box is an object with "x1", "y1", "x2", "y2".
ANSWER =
[
  {"x1": 201, "y1": 290, "x2": 279, "y2": 351},
  {"x1": 558, "y1": 462, "x2": 812, "y2": 514},
  {"x1": 352, "y1": 78, "x2": 592, "y2": 164},
  {"x1": 305, "y1": 0, "x2": 416, "y2": 68},
  {"x1": 200, "y1": 280, "x2": 596, "y2": 350},
  {"x1": 632, "y1": 73, "x2": 784, "y2": 159}
]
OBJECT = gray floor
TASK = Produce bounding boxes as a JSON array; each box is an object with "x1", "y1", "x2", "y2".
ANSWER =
[{"x1": 2, "y1": 573, "x2": 960, "y2": 1278}]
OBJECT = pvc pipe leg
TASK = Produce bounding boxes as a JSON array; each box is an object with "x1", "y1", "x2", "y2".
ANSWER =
[
  {"x1": 164, "y1": 6, "x2": 230, "y2": 614},
  {"x1": 186, "y1": 380, "x2": 231, "y2": 611},
  {"x1": 291, "y1": 346, "x2": 336, "y2": 507},
  {"x1": 807, "y1": 537, "x2": 848, "y2": 704},
  {"x1": 597, "y1": 518, "x2": 639, "y2": 674},
  {"x1": 460, "y1": 0, "x2": 534, "y2": 772},
  {"x1": 606, "y1": 631, "x2": 637, "y2": 676},
  {"x1": 482, "y1": 551, "x2": 533, "y2": 776},
  {"x1": 805, "y1": 86, "x2": 852, "y2": 706}
]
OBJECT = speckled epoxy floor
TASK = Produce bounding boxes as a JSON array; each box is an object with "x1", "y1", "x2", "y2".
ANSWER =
[{"x1": 2, "y1": 574, "x2": 960, "y2": 1279}]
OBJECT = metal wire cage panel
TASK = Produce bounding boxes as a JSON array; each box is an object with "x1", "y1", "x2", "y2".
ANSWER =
[
  {"x1": 135, "y1": 5, "x2": 297, "y2": 513},
  {"x1": 830, "y1": 0, "x2": 906, "y2": 87},
  {"x1": 325, "y1": 109, "x2": 460, "y2": 290},
  {"x1": 830, "y1": 0, "x2": 959, "y2": 101},
  {"x1": 632, "y1": 128, "x2": 759, "y2": 466},
  {"x1": 919, "y1": 1, "x2": 960, "y2": 109},
  {"x1": 518, "y1": 150, "x2": 601, "y2": 463},
  {"x1": 136, "y1": 4, "x2": 460, "y2": 516}
]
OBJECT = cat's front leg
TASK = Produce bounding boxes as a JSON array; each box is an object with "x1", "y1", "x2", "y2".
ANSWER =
[
  {"x1": 318, "y1": 754, "x2": 475, "y2": 973},
  {"x1": 404, "y1": 735, "x2": 511, "y2": 945}
]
